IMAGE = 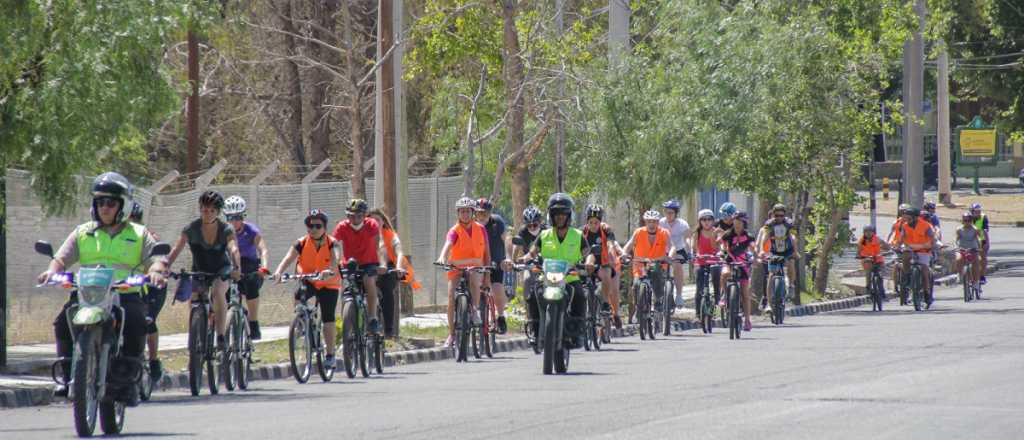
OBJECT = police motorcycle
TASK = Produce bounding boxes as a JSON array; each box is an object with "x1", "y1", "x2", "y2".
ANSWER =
[{"x1": 36, "y1": 240, "x2": 170, "y2": 437}]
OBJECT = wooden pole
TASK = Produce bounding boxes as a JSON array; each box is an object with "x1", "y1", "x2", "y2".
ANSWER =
[{"x1": 187, "y1": 29, "x2": 200, "y2": 175}]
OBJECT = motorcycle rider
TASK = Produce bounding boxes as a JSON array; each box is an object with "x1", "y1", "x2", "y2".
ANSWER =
[
  {"x1": 525, "y1": 193, "x2": 596, "y2": 348},
  {"x1": 36, "y1": 172, "x2": 168, "y2": 403}
]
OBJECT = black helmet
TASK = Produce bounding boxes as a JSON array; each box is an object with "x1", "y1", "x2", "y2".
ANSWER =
[
  {"x1": 547, "y1": 193, "x2": 574, "y2": 225},
  {"x1": 90, "y1": 172, "x2": 133, "y2": 224},
  {"x1": 585, "y1": 204, "x2": 604, "y2": 220},
  {"x1": 305, "y1": 208, "x2": 329, "y2": 227},
  {"x1": 904, "y1": 207, "x2": 921, "y2": 218},
  {"x1": 522, "y1": 205, "x2": 542, "y2": 224},
  {"x1": 475, "y1": 197, "x2": 493, "y2": 212},
  {"x1": 199, "y1": 191, "x2": 224, "y2": 210},
  {"x1": 347, "y1": 198, "x2": 368, "y2": 214},
  {"x1": 129, "y1": 203, "x2": 144, "y2": 223}
]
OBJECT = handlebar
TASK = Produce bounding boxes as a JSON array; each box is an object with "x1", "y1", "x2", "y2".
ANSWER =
[
  {"x1": 433, "y1": 262, "x2": 494, "y2": 273},
  {"x1": 279, "y1": 272, "x2": 331, "y2": 282}
]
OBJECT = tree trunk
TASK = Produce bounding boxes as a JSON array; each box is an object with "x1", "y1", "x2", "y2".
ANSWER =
[
  {"x1": 278, "y1": 0, "x2": 307, "y2": 167},
  {"x1": 498, "y1": 0, "x2": 525, "y2": 209},
  {"x1": 812, "y1": 195, "x2": 843, "y2": 295},
  {"x1": 307, "y1": 0, "x2": 341, "y2": 168},
  {"x1": 343, "y1": 3, "x2": 366, "y2": 199},
  {"x1": 791, "y1": 190, "x2": 811, "y2": 305}
]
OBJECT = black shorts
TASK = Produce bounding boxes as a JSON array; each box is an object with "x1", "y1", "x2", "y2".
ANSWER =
[
  {"x1": 295, "y1": 285, "x2": 339, "y2": 323},
  {"x1": 239, "y1": 258, "x2": 264, "y2": 299},
  {"x1": 489, "y1": 267, "x2": 505, "y2": 285},
  {"x1": 144, "y1": 285, "x2": 168, "y2": 334}
]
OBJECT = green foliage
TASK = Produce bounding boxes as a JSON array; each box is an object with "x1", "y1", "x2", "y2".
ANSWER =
[{"x1": 1, "y1": 0, "x2": 217, "y2": 215}]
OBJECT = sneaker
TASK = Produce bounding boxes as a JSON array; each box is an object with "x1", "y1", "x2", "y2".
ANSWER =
[
  {"x1": 368, "y1": 318, "x2": 381, "y2": 335},
  {"x1": 674, "y1": 293, "x2": 684, "y2": 308},
  {"x1": 471, "y1": 310, "x2": 482, "y2": 326},
  {"x1": 149, "y1": 359, "x2": 163, "y2": 383},
  {"x1": 324, "y1": 354, "x2": 336, "y2": 368},
  {"x1": 762, "y1": 301, "x2": 772, "y2": 313},
  {"x1": 443, "y1": 334, "x2": 455, "y2": 348},
  {"x1": 497, "y1": 316, "x2": 508, "y2": 334},
  {"x1": 613, "y1": 315, "x2": 622, "y2": 330},
  {"x1": 249, "y1": 321, "x2": 261, "y2": 340},
  {"x1": 743, "y1": 318, "x2": 752, "y2": 332},
  {"x1": 718, "y1": 298, "x2": 726, "y2": 308}
]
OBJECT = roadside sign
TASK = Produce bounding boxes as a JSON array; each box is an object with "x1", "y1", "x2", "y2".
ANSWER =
[{"x1": 959, "y1": 129, "x2": 997, "y2": 157}]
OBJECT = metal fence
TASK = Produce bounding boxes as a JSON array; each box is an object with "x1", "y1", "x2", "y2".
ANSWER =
[{"x1": 4, "y1": 169, "x2": 465, "y2": 344}]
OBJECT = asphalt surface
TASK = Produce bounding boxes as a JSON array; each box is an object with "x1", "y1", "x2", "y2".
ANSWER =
[{"x1": 4, "y1": 219, "x2": 1022, "y2": 440}]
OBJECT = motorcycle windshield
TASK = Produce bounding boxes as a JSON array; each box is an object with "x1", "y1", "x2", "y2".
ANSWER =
[
  {"x1": 543, "y1": 259, "x2": 569, "y2": 284},
  {"x1": 77, "y1": 267, "x2": 114, "y2": 307}
]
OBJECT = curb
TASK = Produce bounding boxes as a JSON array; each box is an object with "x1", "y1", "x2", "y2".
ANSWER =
[{"x1": 0, "y1": 385, "x2": 54, "y2": 409}]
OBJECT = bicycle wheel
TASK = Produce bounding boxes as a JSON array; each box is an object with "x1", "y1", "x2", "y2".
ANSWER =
[
  {"x1": 223, "y1": 312, "x2": 238, "y2": 391},
  {"x1": 872, "y1": 273, "x2": 883, "y2": 312},
  {"x1": 662, "y1": 293, "x2": 672, "y2": 336},
  {"x1": 206, "y1": 326, "x2": 220, "y2": 395},
  {"x1": 288, "y1": 313, "x2": 312, "y2": 383},
  {"x1": 771, "y1": 276, "x2": 785, "y2": 325},
  {"x1": 455, "y1": 294, "x2": 470, "y2": 363},
  {"x1": 237, "y1": 315, "x2": 252, "y2": 390},
  {"x1": 358, "y1": 312, "x2": 370, "y2": 378},
  {"x1": 728, "y1": 284, "x2": 741, "y2": 340},
  {"x1": 341, "y1": 300, "x2": 357, "y2": 378},
  {"x1": 637, "y1": 285, "x2": 648, "y2": 341},
  {"x1": 72, "y1": 327, "x2": 101, "y2": 437},
  {"x1": 98, "y1": 399, "x2": 125, "y2": 435},
  {"x1": 480, "y1": 299, "x2": 492, "y2": 358},
  {"x1": 139, "y1": 360, "x2": 153, "y2": 402},
  {"x1": 582, "y1": 295, "x2": 592, "y2": 351},
  {"x1": 911, "y1": 268, "x2": 923, "y2": 312},
  {"x1": 187, "y1": 307, "x2": 205, "y2": 397},
  {"x1": 963, "y1": 268, "x2": 972, "y2": 303}
]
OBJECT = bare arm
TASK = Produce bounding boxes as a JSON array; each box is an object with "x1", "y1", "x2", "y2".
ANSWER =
[
  {"x1": 254, "y1": 234, "x2": 270, "y2": 269},
  {"x1": 272, "y1": 243, "x2": 300, "y2": 278},
  {"x1": 166, "y1": 232, "x2": 188, "y2": 268},
  {"x1": 436, "y1": 240, "x2": 453, "y2": 264}
]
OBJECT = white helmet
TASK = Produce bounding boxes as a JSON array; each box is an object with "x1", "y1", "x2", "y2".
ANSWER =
[
  {"x1": 224, "y1": 195, "x2": 247, "y2": 216},
  {"x1": 455, "y1": 196, "x2": 477, "y2": 209},
  {"x1": 698, "y1": 209, "x2": 715, "y2": 220},
  {"x1": 642, "y1": 210, "x2": 661, "y2": 221}
]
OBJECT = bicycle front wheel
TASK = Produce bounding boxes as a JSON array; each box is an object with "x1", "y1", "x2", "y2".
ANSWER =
[
  {"x1": 288, "y1": 313, "x2": 312, "y2": 384},
  {"x1": 341, "y1": 301, "x2": 357, "y2": 378},
  {"x1": 187, "y1": 308, "x2": 205, "y2": 397}
]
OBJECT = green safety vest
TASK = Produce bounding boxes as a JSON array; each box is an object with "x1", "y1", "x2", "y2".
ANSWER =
[
  {"x1": 75, "y1": 221, "x2": 146, "y2": 294},
  {"x1": 973, "y1": 215, "x2": 987, "y2": 242},
  {"x1": 539, "y1": 227, "x2": 583, "y2": 283}
]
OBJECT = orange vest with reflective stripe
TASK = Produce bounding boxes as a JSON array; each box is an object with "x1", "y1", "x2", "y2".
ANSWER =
[
  {"x1": 859, "y1": 236, "x2": 882, "y2": 258},
  {"x1": 449, "y1": 222, "x2": 486, "y2": 268},
  {"x1": 296, "y1": 235, "x2": 341, "y2": 289},
  {"x1": 633, "y1": 227, "x2": 670, "y2": 259},
  {"x1": 901, "y1": 220, "x2": 932, "y2": 251}
]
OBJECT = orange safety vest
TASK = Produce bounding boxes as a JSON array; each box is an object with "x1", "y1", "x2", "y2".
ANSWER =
[
  {"x1": 632, "y1": 227, "x2": 670, "y2": 276},
  {"x1": 381, "y1": 228, "x2": 422, "y2": 290},
  {"x1": 585, "y1": 222, "x2": 618, "y2": 266},
  {"x1": 859, "y1": 236, "x2": 882, "y2": 258},
  {"x1": 296, "y1": 235, "x2": 341, "y2": 289},
  {"x1": 900, "y1": 220, "x2": 932, "y2": 251},
  {"x1": 449, "y1": 222, "x2": 487, "y2": 268}
]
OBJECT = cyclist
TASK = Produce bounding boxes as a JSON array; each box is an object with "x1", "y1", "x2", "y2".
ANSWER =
[
  {"x1": 167, "y1": 191, "x2": 243, "y2": 352},
  {"x1": 475, "y1": 198, "x2": 512, "y2": 334},
  {"x1": 954, "y1": 211, "x2": 982, "y2": 295},
  {"x1": 970, "y1": 203, "x2": 991, "y2": 284},
  {"x1": 368, "y1": 208, "x2": 409, "y2": 339},
  {"x1": 857, "y1": 225, "x2": 890, "y2": 298},
  {"x1": 509, "y1": 206, "x2": 546, "y2": 337},
  {"x1": 622, "y1": 210, "x2": 673, "y2": 316},
  {"x1": 887, "y1": 204, "x2": 912, "y2": 245},
  {"x1": 272, "y1": 209, "x2": 342, "y2": 366},
  {"x1": 129, "y1": 203, "x2": 169, "y2": 384},
  {"x1": 578, "y1": 204, "x2": 622, "y2": 327},
  {"x1": 525, "y1": 193, "x2": 596, "y2": 348},
  {"x1": 436, "y1": 197, "x2": 490, "y2": 347},
  {"x1": 719, "y1": 211, "x2": 755, "y2": 331},
  {"x1": 660, "y1": 199, "x2": 691, "y2": 308},
  {"x1": 37, "y1": 172, "x2": 168, "y2": 402},
  {"x1": 716, "y1": 202, "x2": 737, "y2": 238},
  {"x1": 922, "y1": 201, "x2": 943, "y2": 262},
  {"x1": 331, "y1": 199, "x2": 388, "y2": 334},
  {"x1": 223, "y1": 195, "x2": 269, "y2": 340},
  {"x1": 755, "y1": 203, "x2": 799, "y2": 312},
  {"x1": 894, "y1": 206, "x2": 937, "y2": 308},
  {"x1": 689, "y1": 209, "x2": 722, "y2": 313}
]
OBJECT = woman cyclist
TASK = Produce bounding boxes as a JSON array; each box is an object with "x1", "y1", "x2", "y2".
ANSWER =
[
  {"x1": 223, "y1": 195, "x2": 269, "y2": 340},
  {"x1": 954, "y1": 211, "x2": 982, "y2": 295},
  {"x1": 368, "y1": 208, "x2": 408, "y2": 338},
  {"x1": 719, "y1": 211, "x2": 755, "y2": 332},
  {"x1": 689, "y1": 209, "x2": 722, "y2": 316},
  {"x1": 579, "y1": 204, "x2": 622, "y2": 328},
  {"x1": 167, "y1": 191, "x2": 243, "y2": 351}
]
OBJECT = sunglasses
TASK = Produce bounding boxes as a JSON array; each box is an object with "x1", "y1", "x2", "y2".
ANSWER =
[
  {"x1": 226, "y1": 214, "x2": 244, "y2": 221},
  {"x1": 307, "y1": 223, "x2": 325, "y2": 230},
  {"x1": 95, "y1": 197, "x2": 120, "y2": 208},
  {"x1": 774, "y1": 214, "x2": 786, "y2": 218},
  {"x1": 527, "y1": 222, "x2": 540, "y2": 228}
]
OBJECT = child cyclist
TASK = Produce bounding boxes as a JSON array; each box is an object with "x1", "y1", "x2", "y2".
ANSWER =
[{"x1": 857, "y1": 225, "x2": 890, "y2": 297}]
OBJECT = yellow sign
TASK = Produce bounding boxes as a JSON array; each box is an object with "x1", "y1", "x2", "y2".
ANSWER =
[{"x1": 960, "y1": 129, "x2": 997, "y2": 156}]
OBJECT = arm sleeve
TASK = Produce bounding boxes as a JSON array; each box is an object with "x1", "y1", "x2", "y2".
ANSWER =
[
  {"x1": 53, "y1": 229, "x2": 81, "y2": 267},
  {"x1": 446, "y1": 229, "x2": 458, "y2": 245}
]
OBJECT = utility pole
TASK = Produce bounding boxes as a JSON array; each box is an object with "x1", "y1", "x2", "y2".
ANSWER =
[
  {"x1": 187, "y1": 28, "x2": 200, "y2": 175},
  {"x1": 902, "y1": 0, "x2": 925, "y2": 208},
  {"x1": 375, "y1": 0, "x2": 397, "y2": 220},
  {"x1": 554, "y1": 0, "x2": 566, "y2": 193},
  {"x1": 937, "y1": 42, "x2": 952, "y2": 204},
  {"x1": 1, "y1": 173, "x2": 6, "y2": 368},
  {"x1": 609, "y1": 0, "x2": 630, "y2": 66}
]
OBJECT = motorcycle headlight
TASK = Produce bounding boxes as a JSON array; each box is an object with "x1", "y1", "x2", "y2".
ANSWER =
[
  {"x1": 78, "y1": 286, "x2": 109, "y2": 306},
  {"x1": 545, "y1": 272, "x2": 565, "y2": 284}
]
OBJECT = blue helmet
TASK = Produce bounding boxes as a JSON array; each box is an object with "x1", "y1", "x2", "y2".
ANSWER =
[
  {"x1": 662, "y1": 199, "x2": 681, "y2": 211},
  {"x1": 719, "y1": 202, "x2": 737, "y2": 218}
]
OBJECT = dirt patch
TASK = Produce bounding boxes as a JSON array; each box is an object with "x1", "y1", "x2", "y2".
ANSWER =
[{"x1": 854, "y1": 192, "x2": 1024, "y2": 224}]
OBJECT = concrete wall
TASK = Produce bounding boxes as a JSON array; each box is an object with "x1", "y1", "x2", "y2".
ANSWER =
[{"x1": 4, "y1": 170, "x2": 464, "y2": 344}]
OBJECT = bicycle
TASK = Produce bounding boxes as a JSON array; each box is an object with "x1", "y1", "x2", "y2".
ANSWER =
[
  {"x1": 580, "y1": 270, "x2": 603, "y2": 351},
  {"x1": 478, "y1": 281, "x2": 496, "y2": 359},
  {"x1": 958, "y1": 248, "x2": 981, "y2": 302},
  {"x1": 763, "y1": 255, "x2": 788, "y2": 325},
  {"x1": 723, "y1": 258, "x2": 750, "y2": 340},
  {"x1": 223, "y1": 272, "x2": 260, "y2": 391},
  {"x1": 628, "y1": 258, "x2": 664, "y2": 341},
  {"x1": 169, "y1": 270, "x2": 226, "y2": 397},
  {"x1": 693, "y1": 254, "x2": 722, "y2": 334},
  {"x1": 434, "y1": 263, "x2": 492, "y2": 363},
  {"x1": 281, "y1": 272, "x2": 335, "y2": 383},
  {"x1": 338, "y1": 259, "x2": 391, "y2": 377},
  {"x1": 898, "y1": 247, "x2": 930, "y2": 311},
  {"x1": 859, "y1": 256, "x2": 886, "y2": 312}
]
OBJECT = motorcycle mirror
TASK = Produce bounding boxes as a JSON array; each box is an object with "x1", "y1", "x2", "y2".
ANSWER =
[
  {"x1": 150, "y1": 242, "x2": 171, "y2": 257},
  {"x1": 511, "y1": 236, "x2": 525, "y2": 247},
  {"x1": 34, "y1": 241, "x2": 54, "y2": 258}
]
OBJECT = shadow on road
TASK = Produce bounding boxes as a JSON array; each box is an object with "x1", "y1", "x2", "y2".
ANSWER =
[{"x1": 151, "y1": 391, "x2": 318, "y2": 406}]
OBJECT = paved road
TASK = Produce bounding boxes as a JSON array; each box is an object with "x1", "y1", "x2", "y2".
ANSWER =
[{"x1": 4, "y1": 263, "x2": 1023, "y2": 439}]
